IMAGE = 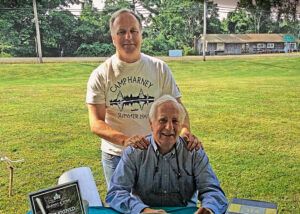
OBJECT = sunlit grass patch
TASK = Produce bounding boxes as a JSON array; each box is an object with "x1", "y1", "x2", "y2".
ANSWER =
[{"x1": 0, "y1": 56, "x2": 299, "y2": 213}]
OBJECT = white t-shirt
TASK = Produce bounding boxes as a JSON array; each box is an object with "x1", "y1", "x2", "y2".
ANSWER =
[{"x1": 86, "y1": 53, "x2": 181, "y2": 156}]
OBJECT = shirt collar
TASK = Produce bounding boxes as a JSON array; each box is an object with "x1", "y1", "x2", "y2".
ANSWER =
[{"x1": 149, "y1": 134, "x2": 178, "y2": 156}]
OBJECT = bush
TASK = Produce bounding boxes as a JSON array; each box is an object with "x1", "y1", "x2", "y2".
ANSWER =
[
  {"x1": 0, "y1": 43, "x2": 12, "y2": 57},
  {"x1": 142, "y1": 35, "x2": 171, "y2": 56},
  {"x1": 0, "y1": 52, "x2": 11, "y2": 57},
  {"x1": 183, "y1": 45, "x2": 197, "y2": 56},
  {"x1": 11, "y1": 45, "x2": 36, "y2": 57},
  {"x1": 75, "y1": 42, "x2": 115, "y2": 57}
]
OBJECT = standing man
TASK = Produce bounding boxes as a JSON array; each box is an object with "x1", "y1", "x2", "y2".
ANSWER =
[{"x1": 86, "y1": 8, "x2": 201, "y2": 185}]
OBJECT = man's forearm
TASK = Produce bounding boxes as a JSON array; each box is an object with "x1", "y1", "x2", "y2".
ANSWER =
[
  {"x1": 180, "y1": 106, "x2": 191, "y2": 136},
  {"x1": 90, "y1": 119, "x2": 128, "y2": 146},
  {"x1": 106, "y1": 189, "x2": 148, "y2": 214},
  {"x1": 176, "y1": 98, "x2": 191, "y2": 132},
  {"x1": 182, "y1": 108, "x2": 191, "y2": 131}
]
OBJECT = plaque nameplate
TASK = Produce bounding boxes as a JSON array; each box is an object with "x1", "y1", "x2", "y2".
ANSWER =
[{"x1": 29, "y1": 181, "x2": 85, "y2": 214}]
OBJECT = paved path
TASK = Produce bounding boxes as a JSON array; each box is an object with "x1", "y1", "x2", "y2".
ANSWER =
[{"x1": 0, "y1": 53, "x2": 299, "y2": 63}]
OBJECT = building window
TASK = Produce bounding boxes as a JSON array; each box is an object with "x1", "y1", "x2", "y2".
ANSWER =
[
  {"x1": 290, "y1": 43, "x2": 296, "y2": 49},
  {"x1": 257, "y1": 43, "x2": 266, "y2": 49},
  {"x1": 217, "y1": 43, "x2": 224, "y2": 51}
]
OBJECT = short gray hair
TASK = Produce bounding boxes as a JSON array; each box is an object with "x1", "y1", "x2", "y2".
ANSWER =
[
  {"x1": 109, "y1": 8, "x2": 142, "y2": 33},
  {"x1": 149, "y1": 95, "x2": 186, "y2": 124}
]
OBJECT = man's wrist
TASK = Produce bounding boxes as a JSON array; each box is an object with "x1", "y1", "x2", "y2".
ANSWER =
[
  {"x1": 121, "y1": 136, "x2": 129, "y2": 146},
  {"x1": 138, "y1": 206, "x2": 150, "y2": 213}
]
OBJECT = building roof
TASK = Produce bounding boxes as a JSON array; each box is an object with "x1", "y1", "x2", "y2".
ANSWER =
[
  {"x1": 206, "y1": 34, "x2": 245, "y2": 43},
  {"x1": 206, "y1": 34, "x2": 286, "y2": 43}
]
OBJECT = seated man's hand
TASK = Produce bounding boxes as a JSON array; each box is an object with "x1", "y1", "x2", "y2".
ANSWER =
[
  {"x1": 181, "y1": 128, "x2": 203, "y2": 151},
  {"x1": 124, "y1": 135, "x2": 149, "y2": 149},
  {"x1": 194, "y1": 207, "x2": 213, "y2": 214},
  {"x1": 141, "y1": 208, "x2": 167, "y2": 213}
]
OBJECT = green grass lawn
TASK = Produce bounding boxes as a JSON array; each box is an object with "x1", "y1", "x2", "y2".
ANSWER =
[{"x1": 0, "y1": 56, "x2": 299, "y2": 213}]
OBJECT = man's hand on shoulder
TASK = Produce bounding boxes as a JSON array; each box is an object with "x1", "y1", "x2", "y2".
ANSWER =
[
  {"x1": 124, "y1": 135, "x2": 149, "y2": 149},
  {"x1": 180, "y1": 127, "x2": 203, "y2": 151}
]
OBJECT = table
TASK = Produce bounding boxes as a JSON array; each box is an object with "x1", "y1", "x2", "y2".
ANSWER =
[
  {"x1": 89, "y1": 206, "x2": 198, "y2": 213},
  {"x1": 27, "y1": 206, "x2": 198, "y2": 214}
]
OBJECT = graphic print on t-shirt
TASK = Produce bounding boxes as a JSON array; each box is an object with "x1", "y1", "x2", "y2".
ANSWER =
[
  {"x1": 109, "y1": 75, "x2": 155, "y2": 119},
  {"x1": 110, "y1": 89, "x2": 154, "y2": 111}
]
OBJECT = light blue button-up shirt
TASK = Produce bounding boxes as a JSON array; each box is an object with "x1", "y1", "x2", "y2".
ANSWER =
[{"x1": 106, "y1": 135, "x2": 228, "y2": 214}]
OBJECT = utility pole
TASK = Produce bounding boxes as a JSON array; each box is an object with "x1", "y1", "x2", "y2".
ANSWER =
[
  {"x1": 33, "y1": 0, "x2": 43, "y2": 63},
  {"x1": 202, "y1": 0, "x2": 207, "y2": 61}
]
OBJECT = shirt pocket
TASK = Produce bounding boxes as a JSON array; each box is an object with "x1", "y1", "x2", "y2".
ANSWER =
[{"x1": 179, "y1": 167, "x2": 196, "y2": 199}]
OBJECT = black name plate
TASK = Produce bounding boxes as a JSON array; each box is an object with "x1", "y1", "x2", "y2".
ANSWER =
[{"x1": 29, "y1": 181, "x2": 85, "y2": 214}]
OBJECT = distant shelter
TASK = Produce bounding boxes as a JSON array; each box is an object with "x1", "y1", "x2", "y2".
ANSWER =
[{"x1": 197, "y1": 34, "x2": 298, "y2": 55}]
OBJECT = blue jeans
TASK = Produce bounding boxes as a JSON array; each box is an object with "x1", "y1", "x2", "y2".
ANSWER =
[{"x1": 101, "y1": 151, "x2": 121, "y2": 188}]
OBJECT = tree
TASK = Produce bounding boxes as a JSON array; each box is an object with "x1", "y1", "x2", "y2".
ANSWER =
[
  {"x1": 41, "y1": 10, "x2": 79, "y2": 56},
  {"x1": 0, "y1": 19, "x2": 12, "y2": 57},
  {"x1": 0, "y1": 0, "x2": 79, "y2": 8},
  {"x1": 235, "y1": 0, "x2": 300, "y2": 35},
  {"x1": 222, "y1": 8, "x2": 253, "y2": 33},
  {"x1": 74, "y1": 4, "x2": 115, "y2": 56},
  {"x1": 238, "y1": 0, "x2": 273, "y2": 33},
  {"x1": 207, "y1": 1, "x2": 222, "y2": 34},
  {"x1": 272, "y1": 0, "x2": 300, "y2": 22},
  {"x1": 271, "y1": 0, "x2": 300, "y2": 36},
  {"x1": 0, "y1": 0, "x2": 79, "y2": 56},
  {"x1": 0, "y1": 4, "x2": 36, "y2": 56},
  {"x1": 139, "y1": 0, "x2": 221, "y2": 55}
]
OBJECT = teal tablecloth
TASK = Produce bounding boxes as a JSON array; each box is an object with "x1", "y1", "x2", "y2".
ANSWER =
[
  {"x1": 88, "y1": 206, "x2": 120, "y2": 213},
  {"x1": 90, "y1": 206, "x2": 198, "y2": 213},
  {"x1": 28, "y1": 206, "x2": 198, "y2": 214}
]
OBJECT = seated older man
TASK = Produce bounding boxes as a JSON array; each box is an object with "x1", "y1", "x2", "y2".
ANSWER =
[{"x1": 106, "y1": 95, "x2": 228, "y2": 214}]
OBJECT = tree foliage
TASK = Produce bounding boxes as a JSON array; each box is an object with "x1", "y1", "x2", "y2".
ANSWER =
[
  {"x1": 0, "y1": 0, "x2": 80, "y2": 56},
  {"x1": 42, "y1": 10, "x2": 79, "y2": 56},
  {"x1": 236, "y1": 0, "x2": 299, "y2": 33},
  {"x1": 0, "y1": 4, "x2": 35, "y2": 56},
  {"x1": 141, "y1": 0, "x2": 221, "y2": 55},
  {"x1": 0, "y1": 0, "x2": 299, "y2": 57},
  {"x1": 222, "y1": 8, "x2": 253, "y2": 33}
]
